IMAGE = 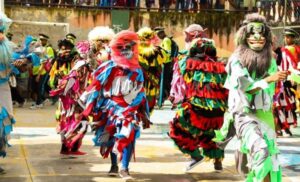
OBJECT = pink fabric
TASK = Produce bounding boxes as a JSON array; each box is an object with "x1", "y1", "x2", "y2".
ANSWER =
[
  {"x1": 110, "y1": 30, "x2": 140, "y2": 70},
  {"x1": 76, "y1": 41, "x2": 90, "y2": 55},
  {"x1": 170, "y1": 62, "x2": 186, "y2": 104}
]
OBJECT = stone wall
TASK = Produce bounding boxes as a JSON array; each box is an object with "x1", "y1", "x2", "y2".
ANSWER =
[{"x1": 5, "y1": 6, "x2": 246, "y2": 57}]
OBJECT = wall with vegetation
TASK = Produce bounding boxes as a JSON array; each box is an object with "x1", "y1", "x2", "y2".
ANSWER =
[{"x1": 5, "y1": 6, "x2": 246, "y2": 56}]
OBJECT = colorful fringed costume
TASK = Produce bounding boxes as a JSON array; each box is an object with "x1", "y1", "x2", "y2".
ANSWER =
[
  {"x1": 0, "y1": 12, "x2": 18, "y2": 174},
  {"x1": 0, "y1": 13, "x2": 16, "y2": 162},
  {"x1": 50, "y1": 60, "x2": 90, "y2": 154},
  {"x1": 214, "y1": 14, "x2": 282, "y2": 181},
  {"x1": 137, "y1": 27, "x2": 167, "y2": 111},
  {"x1": 273, "y1": 44, "x2": 299, "y2": 135},
  {"x1": 0, "y1": 107, "x2": 15, "y2": 158},
  {"x1": 80, "y1": 31, "x2": 150, "y2": 176},
  {"x1": 169, "y1": 38, "x2": 228, "y2": 160}
]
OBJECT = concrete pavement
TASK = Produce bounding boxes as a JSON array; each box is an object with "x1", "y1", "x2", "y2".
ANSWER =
[{"x1": 0, "y1": 102, "x2": 299, "y2": 182}]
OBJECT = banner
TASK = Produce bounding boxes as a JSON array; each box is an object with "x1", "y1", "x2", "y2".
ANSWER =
[{"x1": 111, "y1": 10, "x2": 130, "y2": 33}]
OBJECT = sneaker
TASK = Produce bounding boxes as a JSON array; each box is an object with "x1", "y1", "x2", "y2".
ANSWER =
[
  {"x1": 214, "y1": 158, "x2": 223, "y2": 172},
  {"x1": 119, "y1": 169, "x2": 133, "y2": 180},
  {"x1": 36, "y1": 104, "x2": 44, "y2": 108},
  {"x1": 43, "y1": 99, "x2": 50, "y2": 105},
  {"x1": 276, "y1": 131, "x2": 283, "y2": 137},
  {"x1": 60, "y1": 150, "x2": 70, "y2": 155},
  {"x1": 30, "y1": 104, "x2": 37, "y2": 109},
  {"x1": 185, "y1": 156, "x2": 204, "y2": 172},
  {"x1": 284, "y1": 129, "x2": 293, "y2": 137},
  {"x1": 69, "y1": 151, "x2": 87, "y2": 156},
  {"x1": 108, "y1": 165, "x2": 119, "y2": 177}
]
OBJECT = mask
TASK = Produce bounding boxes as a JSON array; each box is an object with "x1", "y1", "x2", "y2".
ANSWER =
[
  {"x1": 246, "y1": 22, "x2": 266, "y2": 51},
  {"x1": 117, "y1": 43, "x2": 135, "y2": 60}
]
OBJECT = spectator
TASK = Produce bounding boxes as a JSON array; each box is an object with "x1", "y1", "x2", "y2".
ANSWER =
[
  {"x1": 145, "y1": 0, "x2": 154, "y2": 11},
  {"x1": 66, "y1": 33, "x2": 77, "y2": 45},
  {"x1": 154, "y1": 27, "x2": 179, "y2": 107},
  {"x1": 199, "y1": 0, "x2": 209, "y2": 10},
  {"x1": 293, "y1": 0, "x2": 300, "y2": 22},
  {"x1": 278, "y1": 0, "x2": 292, "y2": 22},
  {"x1": 99, "y1": 0, "x2": 113, "y2": 7},
  {"x1": 159, "y1": 0, "x2": 170, "y2": 12},
  {"x1": 259, "y1": 0, "x2": 272, "y2": 20},
  {"x1": 176, "y1": 0, "x2": 185, "y2": 11},
  {"x1": 11, "y1": 56, "x2": 27, "y2": 107},
  {"x1": 126, "y1": 0, "x2": 136, "y2": 8},
  {"x1": 214, "y1": 0, "x2": 225, "y2": 9}
]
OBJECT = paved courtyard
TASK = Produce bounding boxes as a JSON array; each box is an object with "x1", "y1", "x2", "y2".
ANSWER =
[{"x1": 0, "y1": 102, "x2": 299, "y2": 182}]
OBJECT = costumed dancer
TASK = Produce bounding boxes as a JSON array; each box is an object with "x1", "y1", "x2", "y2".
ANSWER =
[
  {"x1": 80, "y1": 30, "x2": 150, "y2": 180},
  {"x1": 169, "y1": 24, "x2": 206, "y2": 108},
  {"x1": 87, "y1": 26, "x2": 115, "y2": 69},
  {"x1": 0, "y1": 13, "x2": 16, "y2": 174},
  {"x1": 49, "y1": 39, "x2": 78, "y2": 89},
  {"x1": 214, "y1": 14, "x2": 285, "y2": 181},
  {"x1": 273, "y1": 28, "x2": 299, "y2": 136},
  {"x1": 137, "y1": 27, "x2": 167, "y2": 112},
  {"x1": 168, "y1": 37, "x2": 228, "y2": 172},
  {"x1": 50, "y1": 42, "x2": 91, "y2": 155}
]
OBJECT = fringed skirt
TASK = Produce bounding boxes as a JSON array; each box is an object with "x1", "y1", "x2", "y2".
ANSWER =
[{"x1": 169, "y1": 102, "x2": 224, "y2": 159}]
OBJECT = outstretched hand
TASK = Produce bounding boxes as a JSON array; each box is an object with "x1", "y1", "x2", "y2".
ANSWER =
[{"x1": 265, "y1": 71, "x2": 289, "y2": 83}]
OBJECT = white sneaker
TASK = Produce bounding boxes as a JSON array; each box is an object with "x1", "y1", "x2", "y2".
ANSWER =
[
  {"x1": 30, "y1": 103, "x2": 43, "y2": 109},
  {"x1": 43, "y1": 99, "x2": 50, "y2": 105},
  {"x1": 30, "y1": 104, "x2": 37, "y2": 109},
  {"x1": 36, "y1": 104, "x2": 44, "y2": 108}
]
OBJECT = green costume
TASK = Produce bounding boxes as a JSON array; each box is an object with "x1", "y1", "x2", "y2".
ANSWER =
[{"x1": 214, "y1": 14, "x2": 282, "y2": 182}]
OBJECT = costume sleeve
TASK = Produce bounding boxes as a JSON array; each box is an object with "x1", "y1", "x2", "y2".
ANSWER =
[
  {"x1": 225, "y1": 58, "x2": 269, "y2": 93},
  {"x1": 49, "y1": 61, "x2": 57, "y2": 89},
  {"x1": 80, "y1": 61, "x2": 114, "y2": 116}
]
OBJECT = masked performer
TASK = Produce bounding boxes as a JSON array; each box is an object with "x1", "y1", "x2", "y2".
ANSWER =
[
  {"x1": 80, "y1": 30, "x2": 150, "y2": 180},
  {"x1": 214, "y1": 13, "x2": 286, "y2": 182},
  {"x1": 0, "y1": 13, "x2": 16, "y2": 174},
  {"x1": 137, "y1": 27, "x2": 167, "y2": 112},
  {"x1": 169, "y1": 37, "x2": 228, "y2": 172},
  {"x1": 169, "y1": 24, "x2": 206, "y2": 107},
  {"x1": 49, "y1": 39, "x2": 77, "y2": 89},
  {"x1": 273, "y1": 28, "x2": 299, "y2": 136},
  {"x1": 50, "y1": 57, "x2": 90, "y2": 155},
  {"x1": 88, "y1": 26, "x2": 115, "y2": 69}
]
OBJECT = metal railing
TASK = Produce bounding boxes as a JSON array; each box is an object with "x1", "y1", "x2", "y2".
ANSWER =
[{"x1": 4, "y1": 0, "x2": 250, "y2": 12}]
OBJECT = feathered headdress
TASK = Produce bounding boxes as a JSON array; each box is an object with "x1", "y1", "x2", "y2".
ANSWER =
[
  {"x1": 88, "y1": 26, "x2": 115, "y2": 41},
  {"x1": 137, "y1": 27, "x2": 159, "y2": 45},
  {"x1": 76, "y1": 41, "x2": 91, "y2": 59}
]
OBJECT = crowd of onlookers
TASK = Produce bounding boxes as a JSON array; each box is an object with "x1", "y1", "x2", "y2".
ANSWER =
[
  {"x1": 5, "y1": 0, "x2": 300, "y2": 22},
  {"x1": 7, "y1": 32, "x2": 77, "y2": 109},
  {"x1": 3, "y1": 0, "x2": 251, "y2": 11}
]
